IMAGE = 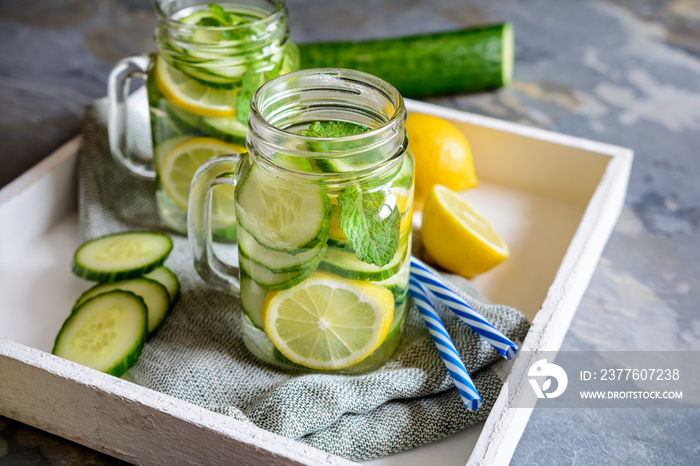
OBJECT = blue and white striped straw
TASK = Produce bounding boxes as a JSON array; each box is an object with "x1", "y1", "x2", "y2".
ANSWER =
[
  {"x1": 410, "y1": 256, "x2": 518, "y2": 360},
  {"x1": 409, "y1": 276, "x2": 483, "y2": 411}
]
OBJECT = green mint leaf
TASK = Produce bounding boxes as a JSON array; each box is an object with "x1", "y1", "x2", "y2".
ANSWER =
[
  {"x1": 208, "y1": 3, "x2": 233, "y2": 25},
  {"x1": 207, "y1": 4, "x2": 244, "y2": 26},
  {"x1": 236, "y1": 56, "x2": 287, "y2": 124},
  {"x1": 197, "y1": 17, "x2": 223, "y2": 27},
  {"x1": 236, "y1": 70, "x2": 264, "y2": 124},
  {"x1": 301, "y1": 121, "x2": 370, "y2": 138},
  {"x1": 338, "y1": 186, "x2": 400, "y2": 267}
]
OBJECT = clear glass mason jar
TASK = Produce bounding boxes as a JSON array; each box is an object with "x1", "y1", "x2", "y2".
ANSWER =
[
  {"x1": 189, "y1": 69, "x2": 415, "y2": 373},
  {"x1": 107, "y1": 0, "x2": 299, "y2": 240}
]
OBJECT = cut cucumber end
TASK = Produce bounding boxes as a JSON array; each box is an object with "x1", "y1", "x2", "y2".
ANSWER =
[{"x1": 501, "y1": 22, "x2": 514, "y2": 86}]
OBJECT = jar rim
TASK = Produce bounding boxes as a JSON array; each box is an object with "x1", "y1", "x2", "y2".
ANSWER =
[
  {"x1": 249, "y1": 68, "x2": 406, "y2": 145},
  {"x1": 155, "y1": 0, "x2": 286, "y2": 32},
  {"x1": 247, "y1": 68, "x2": 408, "y2": 183}
]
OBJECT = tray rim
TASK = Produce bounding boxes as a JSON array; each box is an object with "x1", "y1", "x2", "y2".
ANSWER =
[
  {"x1": 0, "y1": 98, "x2": 633, "y2": 466},
  {"x1": 406, "y1": 100, "x2": 633, "y2": 465}
]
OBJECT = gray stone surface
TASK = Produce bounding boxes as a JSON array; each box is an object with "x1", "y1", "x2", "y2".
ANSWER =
[{"x1": 1, "y1": 0, "x2": 699, "y2": 464}]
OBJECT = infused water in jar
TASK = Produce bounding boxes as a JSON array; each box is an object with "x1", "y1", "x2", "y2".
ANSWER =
[
  {"x1": 189, "y1": 69, "x2": 414, "y2": 373},
  {"x1": 108, "y1": 0, "x2": 298, "y2": 239}
]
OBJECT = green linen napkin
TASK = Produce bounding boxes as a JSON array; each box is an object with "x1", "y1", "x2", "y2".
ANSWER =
[{"x1": 77, "y1": 97, "x2": 530, "y2": 462}]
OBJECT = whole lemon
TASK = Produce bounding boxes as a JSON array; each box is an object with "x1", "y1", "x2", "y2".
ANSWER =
[{"x1": 405, "y1": 113, "x2": 478, "y2": 210}]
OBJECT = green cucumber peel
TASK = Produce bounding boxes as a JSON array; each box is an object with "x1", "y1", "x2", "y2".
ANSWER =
[
  {"x1": 301, "y1": 121, "x2": 370, "y2": 138},
  {"x1": 236, "y1": 55, "x2": 286, "y2": 124},
  {"x1": 206, "y1": 4, "x2": 244, "y2": 27}
]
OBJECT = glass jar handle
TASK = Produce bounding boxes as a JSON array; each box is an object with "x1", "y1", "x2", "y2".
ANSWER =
[
  {"x1": 188, "y1": 155, "x2": 242, "y2": 296},
  {"x1": 107, "y1": 54, "x2": 155, "y2": 180}
]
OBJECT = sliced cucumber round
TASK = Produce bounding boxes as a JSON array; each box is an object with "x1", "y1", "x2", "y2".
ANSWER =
[
  {"x1": 72, "y1": 231, "x2": 173, "y2": 282},
  {"x1": 318, "y1": 245, "x2": 407, "y2": 281},
  {"x1": 313, "y1": 157, "x2": 355, "y2": 173},
  {"x1": 238, "y1": 226, "x2": 326, "y2": 273},
  {"x1": 199, "y1": 116, "x2": 247, "y2": 145},
  {"x1": 235, "y1": 164, "x2": 330, "y2": 252},
  {"x1": 375, "y1": 257, "x2": 410, "y2": 300},
  {"x1": 240, "y1": 271, "x2": 266, "y2": 329},
  {"x1": 240, "y1": 249, "x2": 322, "y2": 291},
  {"x1": 74, "y1": 277, "x2": 171, "y2": 336},
  {"x1": 174, "y1": 62, "x2": 242, "y2": 90},
  {"x1": 390, "y1": 153, "x2": 414, "y2": 189},
  {"x1": 326, "y1": 238, "x2": 351, "y2": 251},
  {"x1": 165, "y1": 102, "x2": 205, "y2": 131},
  {"x1": 177, "y1": 9, "x2": 213, "y2": 25},
  {"x1": 53, "y1": 290, "x2": 148, "y2": 377},
  {"x1": 144, "y1": 266, "x2": 181, "y2": 307},
  {"x1": 385, "y1": 297, "x2": 408, "y2": 341}
]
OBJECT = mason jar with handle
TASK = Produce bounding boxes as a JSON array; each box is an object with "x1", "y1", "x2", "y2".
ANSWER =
[
  {"x1": 107, "y1": 0, "x2": 298, "y2": 240},
  {"x1": 189, "y1": 68, "x2": 415, "y2": 374}
]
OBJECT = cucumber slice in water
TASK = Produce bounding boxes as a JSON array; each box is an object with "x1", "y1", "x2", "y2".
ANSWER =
[
  {"x1": 320, "y1": 231, "x2": 411, "y2": 282},
  {"x1": 390, "y1": 153, "x2": 414, "y2": 189},
  {"x1": 165, "y1": 102, "x2": 204, "y2": 131},
  {"x1": 240, "y1": 271, "x2": 267, "y2": 329},
  {"x1": 174, "y1": 62, "x2": 241, "y2": 90},
  {"x1": 238, "y1": 226, "x2": 326, "y2": 273},
  {"x1": 240, "y1": 249, "x2": 323, "y2": 291},
  {"x1": 199, "y1": 116, "x2": 247, "y2": 145},
  {"x1": 72, "y1": 231, "x2": 173, "y2": 282},
  {"x1": 235, "y1": 164, "x2": 330, "y2": 252},
  {"x1": 375, "y1": 257, "x2": 410, "y2": 299},
  {"x1": 385, "y1": 298, "x2": 408, "y2": 341},
  {"x1": 74, "y1": 277, "x2": 171, "y2": 336},
  {"x1": 53, "y1": 290, "x2": 148, "y2": 377},
  {"x1": 319, "y1": 245, "x2": 408, "y2": 281}
]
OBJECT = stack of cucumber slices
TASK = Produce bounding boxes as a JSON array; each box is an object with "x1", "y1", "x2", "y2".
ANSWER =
[{"x1": 53, "y1": 231, "x2": 179, "y2": 377}]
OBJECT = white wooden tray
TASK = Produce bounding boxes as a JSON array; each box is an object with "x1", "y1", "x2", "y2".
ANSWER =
[{"x1": 0, "y1": 99, "x2": 633, "y2": 465}]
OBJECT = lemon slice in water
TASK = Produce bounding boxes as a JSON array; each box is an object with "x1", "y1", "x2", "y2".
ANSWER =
[
  {"x1": 155, "y1": 56, "x2": 238, "y2": 118},
  {"x1": 159, "y1": 137, "x2": 245, "y2": 222},
  {"x1": 262, "y1": 272, "x2": 394, "y2": 370}
]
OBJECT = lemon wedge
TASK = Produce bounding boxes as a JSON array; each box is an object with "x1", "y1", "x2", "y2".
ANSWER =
[
  {"x1": 262, "y1": 272, "x2": 394, "y2": 370},
  {"x1": 159, "y1": 137, "x2": 245, "y2": 222},
  {"x1": 155, "y1": 56, "x2": 238, "y2": 118},
  {"x1": 421, "y1": 185, "x2": 509, "y2": 278}
]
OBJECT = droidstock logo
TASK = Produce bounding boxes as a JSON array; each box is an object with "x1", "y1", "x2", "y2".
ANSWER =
[{"x1": 528, "y1": 358, "x2": 568, "y2": 399}]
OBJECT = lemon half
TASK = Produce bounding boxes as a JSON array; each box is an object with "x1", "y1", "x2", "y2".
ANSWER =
[
  {"x1": 421, "y1": 185, "x2": 509, "y2": 278},
  {"x1": 262, "y1": 272, "x2": 394, "y2": 370}
]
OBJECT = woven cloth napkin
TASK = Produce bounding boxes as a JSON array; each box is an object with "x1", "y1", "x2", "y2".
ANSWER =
[{"x1": 77, "y1": 97, "x2": 530, "y2": 462}]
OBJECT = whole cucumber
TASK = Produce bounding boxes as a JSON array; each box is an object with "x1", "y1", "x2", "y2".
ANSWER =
[{"x1": 298, "y1": 23, "x2": 513, "y2": 98}]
